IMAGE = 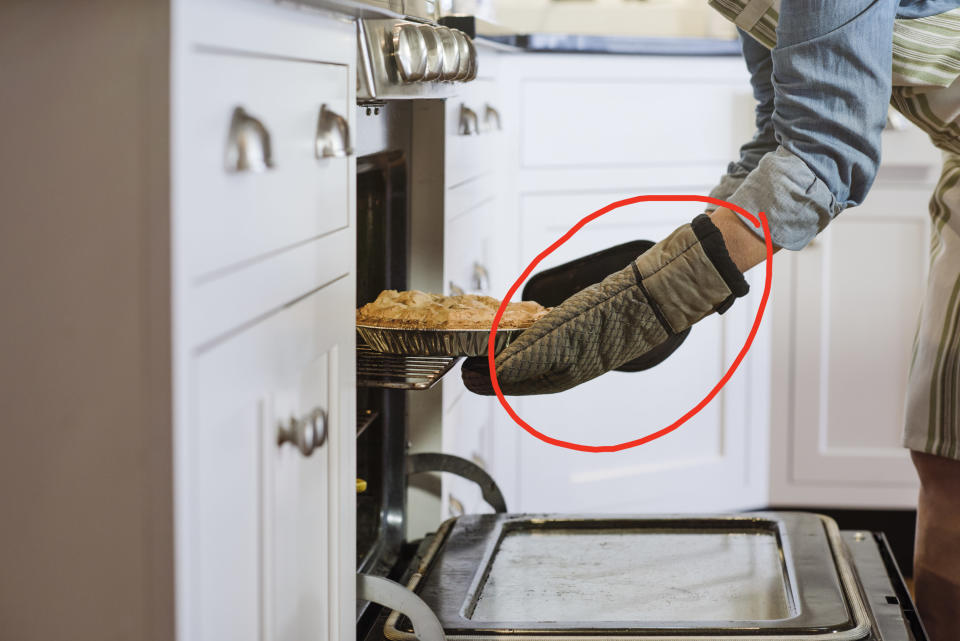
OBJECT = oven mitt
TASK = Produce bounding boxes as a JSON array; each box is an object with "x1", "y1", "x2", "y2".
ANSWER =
[
  {"x1": 521, "y1": 239, "x2": 691, "y2": 372},
  {"x1": 461, "y1": 214, "x2": 749, "y2": 396}
]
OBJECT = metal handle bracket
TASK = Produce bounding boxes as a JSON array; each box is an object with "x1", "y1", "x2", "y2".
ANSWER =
[
  {"x1": 357, "y1": 574, "x2": 445, "y2": 641},
  {"x1": 406, "y1": 452, "x2": 507, "y2": 513}
]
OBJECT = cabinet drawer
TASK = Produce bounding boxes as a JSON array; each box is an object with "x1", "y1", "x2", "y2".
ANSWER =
[
  {"x1": 445, "y1": 80, "x2": 504, "y2": 187},
  {"x1": 519, "y1": 78, "x2": 752, "y2": 169},
  {"x1": 444, "y1": 204, "x2": 493, "y2": 297},
  {"x1": 179, "y1": 50, "x2": 352, "y2": 280}
]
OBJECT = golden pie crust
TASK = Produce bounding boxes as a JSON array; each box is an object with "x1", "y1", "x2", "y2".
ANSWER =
[{"x1": 356, "y1": 290, "x2": 551, "y2": 330}]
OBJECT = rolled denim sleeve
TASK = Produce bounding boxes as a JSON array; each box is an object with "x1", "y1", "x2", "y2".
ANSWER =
[
  {"x1": 718, "y1": 0, "x2": 898, "y2": 250},
  {"x1": 707, "y1": 30, "x2": 778, "y2": 208}
]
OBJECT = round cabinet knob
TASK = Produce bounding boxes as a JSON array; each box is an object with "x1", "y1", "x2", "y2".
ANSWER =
[
  {"x1": 392, "y1": 23, "x2": 428, "y2": 82},
  {"x1": 464, "y1": 35, "x2": 478, "y2": 81},
  {"x1": 452, "y1": 30, "x2": 472, "y2": 81},
  {"x1": 277, "y1": 408, "x2": 328, "y2": 457},
  {"x1": 418, "y1": 25, "x2": 444, "y2": 82},
  {"x1": 436, "y1": 27, "x2": 461, "y2": 80}
]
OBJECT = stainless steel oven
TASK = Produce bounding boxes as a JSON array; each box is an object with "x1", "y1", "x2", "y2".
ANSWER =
[{"x1": 349, "y1": 8, "x2": 928, "y2": 641}]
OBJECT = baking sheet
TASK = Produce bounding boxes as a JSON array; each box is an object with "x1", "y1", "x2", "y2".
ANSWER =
[
  {"x1": 470, "y1": 528, "x2": 790, "y2": 622},
  {"x1": 395, "y1": 513, "x2": 872, "y2": 639}
]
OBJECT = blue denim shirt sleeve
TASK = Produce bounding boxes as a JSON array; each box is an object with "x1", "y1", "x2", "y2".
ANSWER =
[
  {"x1": 711, "y1": 0, "x2": 898, "y2": 250},
  {"x1": 706, "y1": 30, "x2": 778, "y2": 209}
]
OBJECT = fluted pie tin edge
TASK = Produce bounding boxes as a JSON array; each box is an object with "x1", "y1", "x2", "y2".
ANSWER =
[{"x1": 356, "y1": 325, "x2": 527, "y2": 357}]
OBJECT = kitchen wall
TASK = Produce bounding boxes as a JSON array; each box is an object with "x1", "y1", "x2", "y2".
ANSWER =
[{"x1": 488, "y1": 0, "x2": 737, "y2": 38}]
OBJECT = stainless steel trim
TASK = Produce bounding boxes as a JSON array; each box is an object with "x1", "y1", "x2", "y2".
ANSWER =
[{"x1": 358, "y1": 19, "x2": 474, "y2": 102}]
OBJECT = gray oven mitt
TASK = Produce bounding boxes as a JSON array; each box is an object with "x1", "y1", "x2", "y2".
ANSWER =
[{"x1": 461, "y1": 214, "x2": 749, "y2": 396}]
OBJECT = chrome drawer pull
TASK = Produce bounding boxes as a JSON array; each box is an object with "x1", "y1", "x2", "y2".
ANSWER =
[
  {"x1": 471, "y1": 262, "x2": 490, "y2": 293},
  {"x1": 483, "y1": 104, "x2": 501, "y2": 131},
  {"x1": 458, "y1": 103, "x2": 478, "y2": 135},
  {"x1": 316, "y1": 104, "x2": 353, "y2": 159},
  {"x1": 225, "y1": 106, "x2": 274, "y2": 173},
  {"x1": 277, "y1": 407, "x2": 327, "y2": 456}
]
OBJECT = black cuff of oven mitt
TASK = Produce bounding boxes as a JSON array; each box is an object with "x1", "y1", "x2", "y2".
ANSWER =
[{"x1": 690, "y1": 214, "x2": 750, "y2": 315}]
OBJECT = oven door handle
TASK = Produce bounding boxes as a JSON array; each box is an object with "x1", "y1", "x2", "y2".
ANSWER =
[
  {"x1": 406, "y1": 452, "x2": 508, "y2": 513},
  {"x1": 356, "y1": 574, "x2": 445, "y2": 641}
]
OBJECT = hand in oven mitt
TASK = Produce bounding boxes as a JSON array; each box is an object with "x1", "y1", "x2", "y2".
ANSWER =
[{"x1": 461, "y1": 214, "x2": 749, "y2": 396}]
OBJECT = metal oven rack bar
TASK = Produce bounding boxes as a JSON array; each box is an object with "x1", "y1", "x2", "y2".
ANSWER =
[{"x1": 357, "y1": 343, "x2": 460, "y2": 390}]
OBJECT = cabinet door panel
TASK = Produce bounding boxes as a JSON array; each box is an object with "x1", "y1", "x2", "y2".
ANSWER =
[
  {"x1": 786, "y1": 188, "x2": 928, "y2": 490},
  {"x1": 193, "y1": 399, "x2": 262, "y2": 641},
  {"x1": 511, "y1": 192, "x2": 767, "y2": 513},
  {"x1": 189, "y1": 277, "x2": 354, "y2": 641},
  {"x1": 180, "y1": 51, "x2": 350, "y2": 280},
  {"x1": 519, "y1": 80, "x2": 752, "y2": 168}
]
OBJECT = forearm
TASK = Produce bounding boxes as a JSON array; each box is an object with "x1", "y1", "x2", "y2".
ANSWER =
[{"x1": 708, "y1": 206, "x2": 776, "y2": 273}]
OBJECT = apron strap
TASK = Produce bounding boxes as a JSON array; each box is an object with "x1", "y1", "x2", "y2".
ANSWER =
[{"x1": 735, "y1": 0, "x2": 775, "y2": 32}]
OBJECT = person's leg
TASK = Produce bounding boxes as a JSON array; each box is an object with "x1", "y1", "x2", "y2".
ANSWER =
[{"x1": 911, "y1": 450, "x2": 960, "y2": 641}]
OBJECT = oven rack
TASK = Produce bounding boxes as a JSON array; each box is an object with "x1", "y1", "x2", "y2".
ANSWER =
[
  {"x1": 357, "y1": 343, "x2": 460, "y2": 390},
  {"x1": 356, "y1": 408, "x2": 380, "y2": 437}
]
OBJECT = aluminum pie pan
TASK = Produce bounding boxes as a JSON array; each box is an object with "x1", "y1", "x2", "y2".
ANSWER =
[{"x1": 356, "y1": 325, "x2": 526, "y2": 357}]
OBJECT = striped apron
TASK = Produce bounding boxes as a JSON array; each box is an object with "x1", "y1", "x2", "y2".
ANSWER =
[{"x1": 710, "y1": 0, "x2": 960, "y2": 460}]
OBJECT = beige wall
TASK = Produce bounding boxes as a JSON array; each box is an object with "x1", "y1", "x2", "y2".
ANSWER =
[
  {"x1": 0, "y1": 2, "x2": 173, "y2": 639},
  {"x1": 491, "y1": 0, "x2": 736, "y2": 38}
]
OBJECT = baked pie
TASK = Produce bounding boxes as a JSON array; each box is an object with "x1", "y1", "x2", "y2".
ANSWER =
[{"x1": 356, "y1": 289, "x2": 551, "y2": 330}]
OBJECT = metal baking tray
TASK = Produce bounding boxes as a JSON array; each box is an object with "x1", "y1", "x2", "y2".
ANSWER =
[
  {"x1": 356, "y1": 325, "x2": 525, "y2": 357},
  {"x1": 385, "y1": 513, "x2": 873, "y2": 640}
]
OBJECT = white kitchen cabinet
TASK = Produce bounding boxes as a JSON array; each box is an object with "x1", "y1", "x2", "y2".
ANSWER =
[
  {"x1": 171, "y1": 7, "x2": 358, "y2": 641},
  {"x1": 767, "y1": 177, "x2": 935, "y2": 508},
  {"x1": 508, "y1": 193, "x2": 769, "y2": 513},
  {"x1": 0, "y1": 2, "x2": 358, "y2": 640},
  {"x1": 481, "y1": 53, "x2": 769, "y2": 513},
  {"x1": 440, "y1": 44, "x2": 511, "y2": 514},
  {"x1": 189, "y1": 277, "x2": 353, "y2": 641}
]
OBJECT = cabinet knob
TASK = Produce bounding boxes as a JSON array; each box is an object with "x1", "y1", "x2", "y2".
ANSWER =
[
  {"x1": 436, "y1": 27, "x2": 461, "y2": 80},
  {"x1": 459, "y1": 103, "x2": 479, "y2": 135},
  {"x1": 418, "y1": 25, "x2": 444, "y2": 81},
  {"x1": 392, "y1": 23, "x2": 428, "y2": 82},
  {"x1": 225, "y1": 106, "x2": 274, "y2": 173},
  {"x1": 452, "y1": 30, "x2": 472, "y2": 81},
  {"x1": 464, "y1": 34, "x2": 478, "y2": 81},
  {"x1": 316, "y1": 104, "x2": 353, "y2": 159},
  {"x1": 277, "y1": 407, "x2": 327, "y2": 456}
]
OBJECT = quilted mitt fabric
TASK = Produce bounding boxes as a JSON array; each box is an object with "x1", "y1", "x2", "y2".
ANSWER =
[{"x1": 461, "y1": 215, "x2": 749, "y2": 396}]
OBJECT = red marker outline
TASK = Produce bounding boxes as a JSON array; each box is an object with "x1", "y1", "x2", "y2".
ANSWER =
[{"x1": 487, "y1": 195, "x2": 773, "y2": 453}]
